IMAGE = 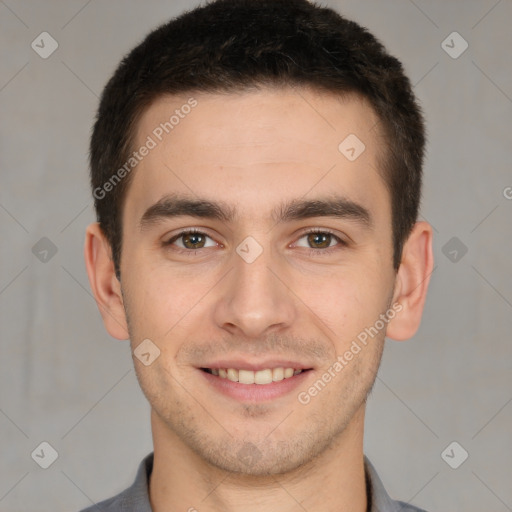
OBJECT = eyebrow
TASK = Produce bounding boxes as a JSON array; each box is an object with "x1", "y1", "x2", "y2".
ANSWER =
[{"x1": 139, "y1": 193, "x2": 372, "y2": 230}]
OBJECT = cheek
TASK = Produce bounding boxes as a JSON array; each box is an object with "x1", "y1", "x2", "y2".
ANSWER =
[
  {"x1": 301, "y1": 265, "x2": 392, "y2": 343},
  {"x1": 122, "y1": 252, "x2": 218, "y2": 345},
  {"x1": 121, "y1": 252, "x2": 172, "y2": 340}
]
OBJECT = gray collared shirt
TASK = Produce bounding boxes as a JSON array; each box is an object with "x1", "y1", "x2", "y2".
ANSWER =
[{"x1": 79, "y1": 453, "x2": 428, "y2": 512}]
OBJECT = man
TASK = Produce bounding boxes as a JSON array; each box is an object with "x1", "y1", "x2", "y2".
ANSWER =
[{"x1": 83, "y1": 0, "x2": 433, "y2": 510}]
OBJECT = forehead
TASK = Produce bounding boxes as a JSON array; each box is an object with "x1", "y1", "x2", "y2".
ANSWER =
[{"x1": 125, "y1": 87, "x2": 389, "y2": 227}]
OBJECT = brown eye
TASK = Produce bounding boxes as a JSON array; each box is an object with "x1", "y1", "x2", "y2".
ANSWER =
[
  {"x1": 181, "y1": 232, "x2": 207, "y2": 249},
  {"x1": 166, "y1": 230, "x2": 216, "y2": 250},
  {"x1": 306, "y1": 232, "x2": 333, "y2": 249},
  {"x1": 295, "y1": 230, "x2": 343, "y2": 251}
]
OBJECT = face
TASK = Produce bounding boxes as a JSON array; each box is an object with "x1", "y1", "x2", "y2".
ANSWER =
[{"x1": 118, "y1": 88, "x2": 398, "y2": 475}]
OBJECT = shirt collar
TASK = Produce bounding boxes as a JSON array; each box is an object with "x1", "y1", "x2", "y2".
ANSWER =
[
  {"x1": 364, "y1": 455, "x2": 404, "y2": 512},
  {"x1": 123, "y1": 453, "x2": 411, "y2": 512}
]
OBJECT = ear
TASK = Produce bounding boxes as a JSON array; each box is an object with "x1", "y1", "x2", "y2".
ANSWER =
[
  {"x1": 84, "y1": 222, "x2": 129, "y2": 340},
  {"x1": 386, "y1": 221, "x2": 434, "y2": 341}
]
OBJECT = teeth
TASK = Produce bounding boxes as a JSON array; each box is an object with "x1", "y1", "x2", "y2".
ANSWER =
[
  {"x1": 254, "y1": 369, "x2": 273, "y2": 384},
  {"x1": 284, "y1": 368, "x2": 294, "y2": 378},
  {"x1": 227, "y1": 368, "x2": 238, "y2": 382},
  {"x1": 272, "y1": 367, "x2": 284, "y2": 381},
  {"x1": 239, "y1": 369, "x2": 255, "y2": 384},
  {"x1": 210, "y1": 367, "x2": 304, "y2": 385}
]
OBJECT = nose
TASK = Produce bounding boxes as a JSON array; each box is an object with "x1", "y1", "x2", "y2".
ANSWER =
[{"x1": 213, "y1": 240, "x2": 296, "y2": 339}]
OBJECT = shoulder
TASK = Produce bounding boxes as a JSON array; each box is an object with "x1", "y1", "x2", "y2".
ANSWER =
[
  {"x1": 364, "y1": 456, "x2": 430, "y2": 512},
  {"x1": 394, "y1": 501, "x2": 429, "y2": 512},
  {"x1": 79, "y1": 494, "x2": 124, "y2": 512},
  {"x1": 77, "y1": 453, "x2": 154, "y2": 512}
]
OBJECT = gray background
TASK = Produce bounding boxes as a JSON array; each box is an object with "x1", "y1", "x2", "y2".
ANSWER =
[{"x1": 1, "y1": 0, "x2": 511, "y2": 511}]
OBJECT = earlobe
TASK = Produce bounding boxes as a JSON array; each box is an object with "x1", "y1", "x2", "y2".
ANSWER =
[
  {"x1": 84, "y1": 222, "x2": 130, "y2": 340},
  {"x1": 386, "y1": 221, "x2": 434, "y2": 341}
]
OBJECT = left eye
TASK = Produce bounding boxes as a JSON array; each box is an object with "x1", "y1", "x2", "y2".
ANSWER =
[{"x1": 295, "y1": 231, "x2": 342, "y2": 250}]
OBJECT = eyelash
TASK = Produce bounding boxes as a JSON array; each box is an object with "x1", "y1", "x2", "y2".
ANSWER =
[{"x1": 164, "y1": 228, "x2": 347, "y2": 257}]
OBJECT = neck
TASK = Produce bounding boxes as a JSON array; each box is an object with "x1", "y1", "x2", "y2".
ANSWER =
[{"x1": 149, "y1": 406, "x2": 368, "y2": 512}]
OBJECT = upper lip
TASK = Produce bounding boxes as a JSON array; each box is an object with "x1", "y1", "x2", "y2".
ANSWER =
[{"x1": 198, "y1": 358, "x2": 314, "y2": 371}]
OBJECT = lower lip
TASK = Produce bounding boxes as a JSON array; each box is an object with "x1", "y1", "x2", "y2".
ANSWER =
[{"x1": 199, "y1": 369, "x2": 313, "y2": 402}]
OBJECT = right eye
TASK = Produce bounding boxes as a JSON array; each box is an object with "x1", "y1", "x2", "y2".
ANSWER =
[{"x1": 164, "y1": 229, "x2": 218, "y2": 252}]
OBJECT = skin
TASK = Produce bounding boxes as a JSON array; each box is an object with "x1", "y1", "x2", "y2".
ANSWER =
[{"x1": 85, "y1": 87, "x2": 433, "y2": 512}]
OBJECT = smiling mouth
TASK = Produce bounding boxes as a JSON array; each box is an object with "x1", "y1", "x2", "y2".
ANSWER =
[{"x1": 200, "y1": 367, "x2": 312, "y2": 385}]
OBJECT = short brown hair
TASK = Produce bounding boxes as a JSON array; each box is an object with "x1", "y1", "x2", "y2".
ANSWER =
[{"x1": 90, "y1": 0, "x2": 425, "y2": 278}]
